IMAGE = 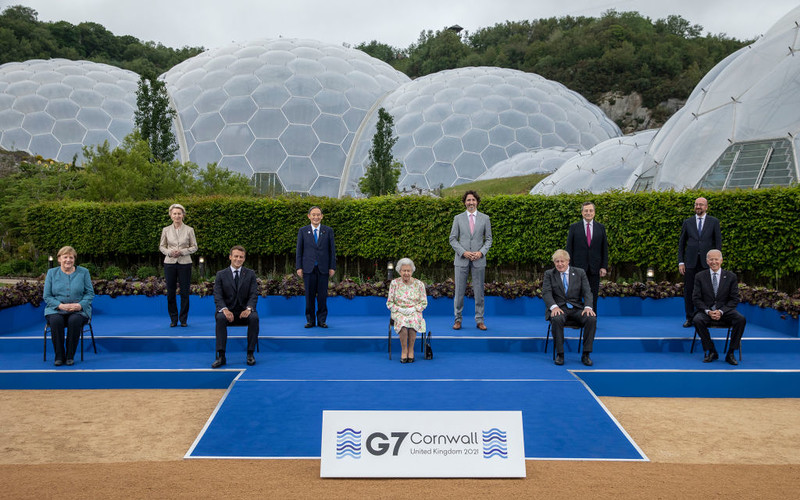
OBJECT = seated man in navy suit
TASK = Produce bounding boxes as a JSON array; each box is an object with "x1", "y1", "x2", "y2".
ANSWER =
[
  {"x1": 212, "y1": 245, "x2": 259, "y2": 368},
  {"x1": 542, "y1": 249, "x2": 597, "y2": 366},
  {"x1": 296, "y1": 206, "x2": 336, "y2": 328},
  {"x1": 692, "y1": 249, "x2": 745, "y2": 365}
]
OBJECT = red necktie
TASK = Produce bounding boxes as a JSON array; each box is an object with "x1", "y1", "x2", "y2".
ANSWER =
[{"x1": 586, "y1": 222, "x2": 591, "y2": 247}]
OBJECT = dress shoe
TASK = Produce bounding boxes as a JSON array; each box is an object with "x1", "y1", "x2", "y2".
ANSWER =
[
  {"x1": 476, "y1": 322, "x2": 487, "y2": 331},
  {"x1": 725, "y1": 352, "x2": 738, "y2": 366},
  {"x1": 54, "y1": 359, "x2": 63, "y2": 366},
  {"x1": 703, "y1": 351, "x2": 719, "y2": 363},
  {"x1": 319, "y1": 323, "x2": 328, "y2": 328},
  {"x1": 66, "y1": 359, "x2": 74, "y2": 366},
  {"x1": 682, "y1": 320, "x2": 692, "y2": 328},
  {"x1": 305, "y1": 323, "x2": 314, "y2": 328},
  {"x1": 180, "y1": 322, "x2": 187, "y2": 327},
  {"x1": 581, "y1": 354, "x2": 593, "y2": 366},
  {"x1": 246, "y1": 354, "x2": 256, "y2": 366},
  {"x1": 401, "y1": 358, "x2": 408, "y2": 363},
  {"x1": 554, "y1": 353, "x2": 564, "y2": 366},
  {"x1": 211, "y1": 357, "x2": 227, "y2": 369},
  {"x1": 170, "y1": 321, "x2": 178, "y2": 327},
  {"x1": 408, "y1": 356, "x2": 415, "y2": 363},
  {"x1": 453, "y1": 320, "x2": 462, "y2": 330}
]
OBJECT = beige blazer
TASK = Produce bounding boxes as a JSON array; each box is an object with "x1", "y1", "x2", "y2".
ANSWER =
[{"x1": 159, "y1": 224, "x2": 198, "y2": 264}]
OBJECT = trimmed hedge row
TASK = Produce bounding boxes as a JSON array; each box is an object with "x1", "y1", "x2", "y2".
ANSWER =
[{"x1": 26, "y1": 187, "x2": 800, "y2": 278}]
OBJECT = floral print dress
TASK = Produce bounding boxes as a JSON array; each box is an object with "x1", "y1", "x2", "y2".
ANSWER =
[{"x1": 386, "y1": 277, "x2": 427, "y2": 333}]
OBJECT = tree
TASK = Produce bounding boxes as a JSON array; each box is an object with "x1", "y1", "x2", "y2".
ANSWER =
[
  {"x1": 134, "y1": 76, "x2": 179, "y2": 163},
  {"x1": 359, "y1": 108, "x2": 401, "y2": 197}
]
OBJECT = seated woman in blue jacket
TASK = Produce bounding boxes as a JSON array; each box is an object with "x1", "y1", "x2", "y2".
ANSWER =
[{"x1": 43, "y1": 246, "x2": 94, "y2": 366}]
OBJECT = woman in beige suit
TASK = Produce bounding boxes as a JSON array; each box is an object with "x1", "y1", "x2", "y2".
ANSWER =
[{"x1": 159, "y1": 203, "x2": 197, "y2": 327}]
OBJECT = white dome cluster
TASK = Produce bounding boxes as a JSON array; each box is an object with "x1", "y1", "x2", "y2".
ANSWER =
[
  {"x1": 162, "y1": 39, "x2": 410, "y2": 197},
  {"x1": 343, "y1": 67, "x2": 621, "y2": 195},
  {"x1": 0, "y1": 59, "x2": 139, "y2": 163},
  {"x1": 532, "y1": 129, "x2": 657, "y2": 195},
  {"x1": 475, "y1": 147, "x2": 580, "y2": 181}
]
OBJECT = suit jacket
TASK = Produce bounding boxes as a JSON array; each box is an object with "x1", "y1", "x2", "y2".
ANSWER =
[
  {"x1": 296, "y1": 224, "x2": 336, "y2": 274},
  {"x1": 159, "y1": 224, "x2": 197, "y2": 264},
  {"x1": 566, "y1": 220, "x2": 608, "y2": 274},
  {"x1": 692, "y1": 268, "x2": 740, "y2": 315},
  {"x1": 678, "y1": 215, "x2": 721, "y2": 270},
  {"x1": 542, "y1": 266, "x2": 593, "y2": 313},
  {"x1": 213, "y1": 266, "x2": 258, "y2": 312},
  {"x1": 449, "y1": 211, "x2": 492, "y2": 268}
]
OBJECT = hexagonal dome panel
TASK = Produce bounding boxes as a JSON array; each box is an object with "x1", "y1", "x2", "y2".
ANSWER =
[
  {"x1": 0, "y1": 59, "x2": 139, "y2": 162},
  {"x1": 163, "y1": 38, "x2": 410, "y2": 194},
  {"x1": 343, "y1": 67, "x2": 621, "y2": 195}
]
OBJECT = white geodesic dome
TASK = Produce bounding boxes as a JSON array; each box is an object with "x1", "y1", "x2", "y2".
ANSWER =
[
  {"x1": 532, "y1": 129, "x2": 658, "y2": 195},
  {"x1": 474, "y1": 147, "x2": 581, "y2": 181},
  {"x1": 631, "y1": 5, "x2": 800, "y2": 192},
  {"x1": 341, "y1": 67, "x2": 621, "y2": 196},
  {"x1": 161, "y1": 39, "x2": 411, "y2": 197},
  {"x1": 0, "y1": 58, "x2": 139, "y2": 163}
]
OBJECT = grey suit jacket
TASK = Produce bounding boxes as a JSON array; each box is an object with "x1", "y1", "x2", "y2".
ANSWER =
[
  {"x1": 542, "y1": 266, "x2": 593, "y2": 312},
  {"x1": 449, "y1": 210, "x2": 492, "y2": 268}
]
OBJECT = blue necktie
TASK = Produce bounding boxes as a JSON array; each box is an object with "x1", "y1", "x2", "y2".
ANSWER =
[
  {"x1": 697, "y1": 217, "x2": 703, "y2": 234},
  {"x1": 562, "y1": 272, "x2": 568, "y2": 292},
  {"x1": 314, "y1": 228, "x2": 318, "y2": 244},
  {"x1": 712, "y1": 272, "x2": 718, "y2": 296}
]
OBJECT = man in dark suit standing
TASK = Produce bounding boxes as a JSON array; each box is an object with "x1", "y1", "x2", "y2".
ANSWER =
[
  {"x1": 566, "y1": 201, "x2": 608, "y2": 312},
  {"x1": 678, "y1": 197, "x2": 722, "y2": 327},
  {"x1": 296, "y1": 206, "x2": 336, "y2": 328},
  {"x1": 542, "y1": 249, "x2": 597, "y2": 366},
  {"x1": 212, "y1": 245, "x2": 259, "y2": 368},
  {"x1": 692, "y1": 250, "x2": 745, "y2": 365}
]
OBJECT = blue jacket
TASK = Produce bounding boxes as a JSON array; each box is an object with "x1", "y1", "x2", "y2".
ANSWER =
[
  {"x1": 296, "y1": 224, "x2": 336, "y2": 274},
  {"x1": 43, "y1": 266, "x2": 94, "y2": 318}
]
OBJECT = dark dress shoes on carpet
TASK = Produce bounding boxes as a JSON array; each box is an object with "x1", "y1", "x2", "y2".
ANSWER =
[
  {"x1": 54, "y1": 359, "x2": 63, "y2": 366},
  {"x1": 703, "y1": 351, "x2": 719, "y2": 363},
  {"x1": 180, "y1": 322, "x2": 187, "y2": 327},
  {"x1": 581, "y1": 354, "x2": 593, "y2": 366},
  {"x1": 319, "y1": 323, "x2": 328, "y2": 328},
  {"x1": 304, "y1": 323, "x2": 314, "y2": 328},
  {"x1": 211, "y1": 357, "x2": 227, "y2": 369},
  {"x1": 683, "y1": 320, "x2": 692, "y2": 328},
  {"x1": 170, "y1": 321, "x2": 178, "y2": 327},
  {"x1": 66, "y1": 359, "x2": 74, "y2": 366},
  {"x1": 726, "y1": 352, "x2": 738, "y2": 366},
  {"x1": 246, "y1": 354, "x2": 256, "y2": 366},
  {"x1": 554, "y1": 353, "x2": 564, "y2": 366}
]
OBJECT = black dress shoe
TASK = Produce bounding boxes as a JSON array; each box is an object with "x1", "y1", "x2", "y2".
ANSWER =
[
  {"x1": 683, "y1": 320, "x2": 692, "y2": 328},
  {"x1": 581, "y1": 354, "x2": 593, "y2": 366},
  {"x1": 725, "y1": 353, "x2": 738, "y2": 366},
  {"x1": 66, "y1": 359, "x2": 74, "y2": 366},
  {"x1": 170, "y1": 321, "x2": 178, "y2": 327},
  {"x1": 703, "y1": 351, "x2": 719, "y2": 363},
  {"x1": 246, "y1": 354, "x2": 256, "y2": 366},
  {"x1": 408, "y1": 357, "x2": 415, "y2": 363},
  {"x1": 401, "y1": 358, "x2": 408, "y2": 363},
  {"x1": 180, "y1": 322, "x2": 187, "y2": 327},
  {"x1": 211, "y1": 357, "x2": 227, "y2": 369},
  {"x1": 319, "y1": 323, "x2": 328, "y2": 328},
  {"x1": 554, "y1": 353, "x2": 564, "y2": 366},
  {"x1": 54, "y1": 359, "x2": 63, "y2": 366},
  {"x1": 304, "y1": 323, "x2": 315, "y2": 328}
]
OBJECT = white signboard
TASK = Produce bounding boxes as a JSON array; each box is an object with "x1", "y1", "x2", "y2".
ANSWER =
[{"x1": 320, "y1": 410, "x2": 526, "y2": 478}]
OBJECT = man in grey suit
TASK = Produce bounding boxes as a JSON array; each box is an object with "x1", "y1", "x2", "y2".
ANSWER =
[
  {"x1": 542, "y1": 249, "x2": 597, "y2": 366},
  {"x1": 449, "y1": 190, "x2": 492, "y2": 330}
]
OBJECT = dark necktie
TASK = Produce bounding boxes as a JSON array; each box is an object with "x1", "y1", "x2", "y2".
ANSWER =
[
  {"x1": 712, "y1": 272, "x2": 718, "y2": 296},
  {"x1": 697, "y1": 217, "x2": 703, "y2": 234},
  {"x1": 586, "y1": 222, "x2": 591, "y2": 247},
  {"x1": 234, "y1": 269, "x2": 240, "y2": 289}
]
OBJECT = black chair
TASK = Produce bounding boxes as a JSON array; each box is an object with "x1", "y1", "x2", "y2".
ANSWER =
[
  {"x1": 544, "y1": 310, "x2": 584, "y2": 360},
  {"x1": 690, "y1": 321, "x2": 741, "y2": 361},
  {"x1": 43, "y1": 317, "x2": 96, "y2": 362},
  {"x1": 388, "y1": 318, "x2": 395, "y2": 360}
]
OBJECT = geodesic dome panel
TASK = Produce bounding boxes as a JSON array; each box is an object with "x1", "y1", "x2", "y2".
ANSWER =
[
  {"x1": 631, "y1": 6, "x2": 800, "y2": 192},
  {"x1": 0, "y1": 59, "x2": 138, "y2": 162},
  {"x1": 475, "y1": 147, "x2": 581, "y2": 181},
  {"x1": 532, "y1": 129, "x2": 657, "y2": 195},
  {"x1": 161, "y1": 39, "x2": 411, "y2": 197},
  {"x1": 342, "y1": 67, "x2": 621, "y2": 196}
]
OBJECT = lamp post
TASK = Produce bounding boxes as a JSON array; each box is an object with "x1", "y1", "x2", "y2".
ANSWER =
[
  {"x1": 387, "y1": 261, "x2": 394, "y2": 281},
  {"x1": 646, "y1": 268, "x2": 654, "y2": 282},
  {"x1": 48, "y1": 255, "x2": 53, "y2": 268},
  {"x1": 199, "y1": 256, "x2": 205, "y2": 280}
]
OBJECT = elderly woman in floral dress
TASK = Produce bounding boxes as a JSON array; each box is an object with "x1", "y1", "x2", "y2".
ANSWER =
[{"x1": 386, "y1": 258, "x2": 428, "y2": 363}]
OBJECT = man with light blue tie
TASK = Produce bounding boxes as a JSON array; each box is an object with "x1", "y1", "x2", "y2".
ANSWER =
[
  {"x1": 296, "y1": 206, "x2": 336, "y2": 328},
  {"x1": 449, "y1": 190, "x2": 492, "y2": 330},
  {"x1": 542, "y1": 249, "x2": 597, "y2": 366}
]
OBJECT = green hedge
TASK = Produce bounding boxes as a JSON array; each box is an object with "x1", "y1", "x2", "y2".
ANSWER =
[{"x1": 25, "y1": 187, "x2": 800, "y2": 278}]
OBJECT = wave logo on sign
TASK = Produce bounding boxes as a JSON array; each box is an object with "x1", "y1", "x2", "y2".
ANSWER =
[
  {"x1": 336, "y1": 428, "x2": 362, "y2": 459},
  {"x1": 482, "y1": 428, "x2": 508, "y2": 459}
]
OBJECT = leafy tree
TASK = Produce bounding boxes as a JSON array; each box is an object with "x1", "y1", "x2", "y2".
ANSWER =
[
  {"x1": 193, "y1": 163, "x2": 253, "y2": 196},
  {"x1": 134, "y1": 76, "x2": 178, "y2": 163},
  {"x1": 359, "y1": 108, "x2": 401, "y2": 197}
]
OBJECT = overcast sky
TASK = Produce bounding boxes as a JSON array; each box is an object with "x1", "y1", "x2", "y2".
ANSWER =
[{"x1": 4, "y1": 0, "x2": 799, "y2": 50}]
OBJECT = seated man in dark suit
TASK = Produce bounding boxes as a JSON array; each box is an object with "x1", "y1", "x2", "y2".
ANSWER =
[
  {"x1": 212, "y1": 245, "x2": 259, "y2": 368},
  {"x1": 542, "y1": 249, "x2": 597, "y2": 366},
  {"x1": 692, "y1": 249, "x2": 745, "y2": 365}
]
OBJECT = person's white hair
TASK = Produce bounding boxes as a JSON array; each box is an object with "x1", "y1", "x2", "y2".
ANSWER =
[
  {"x1": 168, "y1": 203, "x2": 186, "y2": 215},
  {"x1": 396, "y1": 258, "x2": 415, "y2": 273}
]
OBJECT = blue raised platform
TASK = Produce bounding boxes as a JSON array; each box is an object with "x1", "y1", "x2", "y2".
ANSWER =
[{"x1": 2, "y1": 295, "x2": 799, "y2": 460}]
